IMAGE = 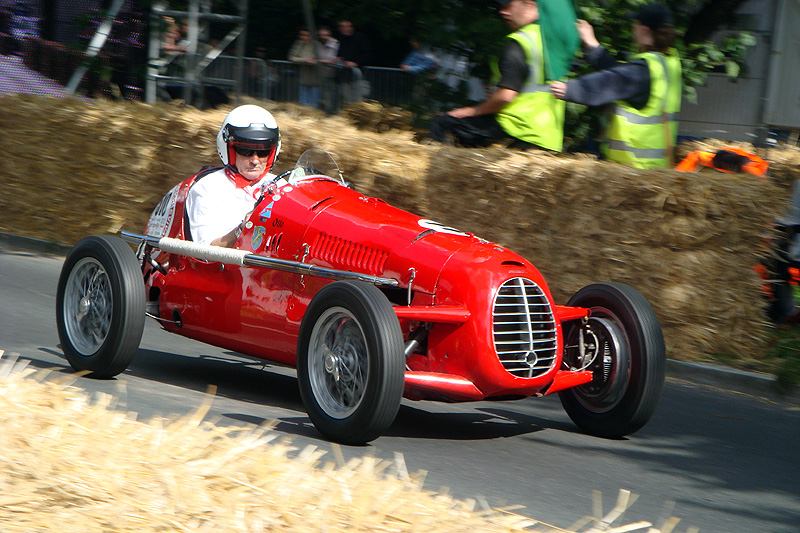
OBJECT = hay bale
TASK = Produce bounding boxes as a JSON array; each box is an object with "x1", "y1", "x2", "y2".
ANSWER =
[
  {"x1": 420, "y1": 147, "x2": 783, "y2": 361},
  {"x1": 0, "y1": 355, "x2": 542, "y2": 532},
  {"x1": 0, "y1": 93, "x2": 789, "y2": 365},
  {"x1": 2, "y1": 353, "x2": 683, "y2": 531},
  {"x1": 341, "y1": 100, "x2": 414, "y2": 133}
]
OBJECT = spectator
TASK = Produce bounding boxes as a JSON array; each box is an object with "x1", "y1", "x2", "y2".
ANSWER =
[
  {"x1": 161, "y1": 16, "x2": 185, "y2": 56},
  {"x1": 400, "y1": 37, "x2": 438, "y2": 74},
  {"x1": 400, "y1": 36, "x2": 440, "y2": 107},
  {"x1": 317, "y1": 26, "x2": 340, "y2": 113},
  {"x1": 428, "y1": 0, "x2": 575, "y2": 151},
  {"x1": 288, "y1": 28, "x2": 321, "y2": 108},
  {"x1": 336, "y1": 19, "x2": 371, "y2": 106},
  {"x1": 248, "y1": 45, "x2": 278, "y2": 100},
  {"x1": 550, "y1": 2, "x2": 682, "y2": 168}
]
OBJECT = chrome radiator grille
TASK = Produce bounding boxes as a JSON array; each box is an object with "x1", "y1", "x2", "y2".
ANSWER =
[{"x1": 492, "y1": 278, "x2": 558, "y2": 378}]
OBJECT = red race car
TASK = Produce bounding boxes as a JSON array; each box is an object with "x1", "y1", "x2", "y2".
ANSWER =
[{"x1": 56, "y1": 149, "x2": 665, "y2": 444}]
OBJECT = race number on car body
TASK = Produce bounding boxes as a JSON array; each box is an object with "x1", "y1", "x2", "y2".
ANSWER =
[
  {"x1": 418, "y1": 219, "x2": 469, "y2": 237},
  {"x1": 146, "y1": 184, "x2": 180, "y2": 238}
]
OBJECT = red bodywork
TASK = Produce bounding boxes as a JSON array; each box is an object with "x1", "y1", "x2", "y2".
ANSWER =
[{"x1": 142, "y1": 170, "x2": 593, "y2": 402}]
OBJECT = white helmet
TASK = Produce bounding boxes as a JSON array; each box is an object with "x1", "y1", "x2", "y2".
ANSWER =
[{"x1": 216, "y1": 104, "x2": 281, "y2": 172}]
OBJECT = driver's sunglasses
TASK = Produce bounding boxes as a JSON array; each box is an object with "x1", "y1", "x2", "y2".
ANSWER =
[{"x1": 233, "y1": 146, "x2": 273, "y2": 157}]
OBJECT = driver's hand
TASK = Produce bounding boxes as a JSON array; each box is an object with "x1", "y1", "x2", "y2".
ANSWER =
[{"x1": 233, "y1": 210, "x2": 254, "y2": 241}]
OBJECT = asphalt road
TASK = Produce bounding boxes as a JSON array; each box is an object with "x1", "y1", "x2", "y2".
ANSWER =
[{"x1": 1, "y1": 241, "x2": 799, "y2": 533}]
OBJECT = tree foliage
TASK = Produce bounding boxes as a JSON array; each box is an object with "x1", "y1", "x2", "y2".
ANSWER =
[
  {"x1": 158, "y1": 1, "x2": 757, "y2": 80},
  {"x1": 575, "y1": 0, "x2": 756, "y2": 103},
  {"x1": 560, "y1": 0, "x2": 757, "y2": 148},
  {"x1": 304, "y1": 1, "x2": 754, "y2": 129},
  {"x1": 161, "y1": 1, "x2": 758, "y2": 144},
  {"x1": 166, "y1": 1, "x2": 757, "y2": 90}
]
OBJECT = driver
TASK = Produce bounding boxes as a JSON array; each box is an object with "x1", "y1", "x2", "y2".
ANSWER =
[{"x1": 186, "y1": 104, "x2": 281, "y2": 247}]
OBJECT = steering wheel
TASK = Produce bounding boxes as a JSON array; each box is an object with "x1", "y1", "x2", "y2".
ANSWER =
[{"x1": 273, "y1": 168, "x2": 295, "y2": 182}]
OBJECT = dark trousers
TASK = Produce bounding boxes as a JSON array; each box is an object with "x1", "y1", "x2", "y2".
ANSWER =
[{"x1": 429, "y1": 113, "x2": 510, "y2": 147}]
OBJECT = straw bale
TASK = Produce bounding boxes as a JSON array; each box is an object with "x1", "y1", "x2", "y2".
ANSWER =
[
  {"x1": 0, "y1": 355, "x2": 563, "y2": 532},
  {"x1": 0, "y1": 353, "x2": 686, "y2": 531},
  {"x1": 341, "y1": 100, "x2": 414, "y2": 133},
  {"x1": 420, "y1": 146, "x2": 783, "y2": 363},
  {"x1": 0, "y1": 93, "x2": 791, "y2": 367}
]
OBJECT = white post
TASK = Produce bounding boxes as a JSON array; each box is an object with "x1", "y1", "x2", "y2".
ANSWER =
[
  {"x1": 65, "y1": 0, "x2": 125, "y2": 96},
  {"x1": 146, "y1": 3, "x2": 165, "y2": 104}
]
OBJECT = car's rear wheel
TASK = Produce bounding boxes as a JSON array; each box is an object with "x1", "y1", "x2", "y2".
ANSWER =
[
  {"x1": 297, "y1": 280, "x2": 405, "y2": 444},
  {"x1": 559, "y1": 282, "x2": 665, "y2": 438},
  {"x1": 56, "y1": 235, "x2": 145, "y2": 378}
]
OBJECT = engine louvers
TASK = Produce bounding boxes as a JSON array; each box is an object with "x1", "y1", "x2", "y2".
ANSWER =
[{"x1": 310, "y1": 233, "x2": 389, "y2": 276}]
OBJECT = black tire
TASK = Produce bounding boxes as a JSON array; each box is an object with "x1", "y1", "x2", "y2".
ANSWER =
[
  {"x1": 559, "y1": 282, "x2": 665, "y2": 438},
  {"x1": 56, "y1": 235, "x2": 145, "y2": 378},
  {"x1": 297, "y1": 280, "x2": 405, "y2": 444}
]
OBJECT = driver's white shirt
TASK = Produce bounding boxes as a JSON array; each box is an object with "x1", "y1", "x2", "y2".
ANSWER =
[{"x1": 185, "y1": 168, "x2": 274, "y2": 245}]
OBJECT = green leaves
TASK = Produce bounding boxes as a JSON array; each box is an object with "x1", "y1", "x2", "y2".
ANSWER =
[
  {"x1": 681, "y1": 30, "x2": 755, "y2": 94},
  {"x1": 560, "y1": 1, "x2": 757, "y2": 148},
  {"x1": 237, "y1": 0, "x2": 758, "y2": 146}
]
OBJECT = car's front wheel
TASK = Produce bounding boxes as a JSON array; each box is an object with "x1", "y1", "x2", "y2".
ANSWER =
[
  {"x1": 56, "y1": 235, "x2": 145, "y2": 378},
  {"x1": 297, "y1": 281, "x2": 405, "y2": 444},
  {"x1": 559, "y1": 282, "x2": 665, "y2": 438}
]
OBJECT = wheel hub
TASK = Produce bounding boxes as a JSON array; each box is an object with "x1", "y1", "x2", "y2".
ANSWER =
[
  {"x1": 63, "y1": 258, "x2": 114, "y2": 356},
  {"x1": 307, "y1": 307, "x2": 370, "y2": 419},
  {"x1": 324, "y1": 351, "x2": 341, "y2": 381},
  {"x1": 78, "y1": 296, "x2": 92, "y2": 318},
  {"x1": 568, "y1": 316, "x2": 630, "y2": 409}
]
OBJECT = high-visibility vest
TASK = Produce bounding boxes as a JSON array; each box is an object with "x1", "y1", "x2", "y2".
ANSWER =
[
  {"x1": 604, "y1": 50, "x2": 682, "y2": 169},
  {"x1": 495, "y1": 24, "x2": 565, "y2": 152},
  {"x1": 676, "y1": 147, "x2": 769, "y2": 177}
]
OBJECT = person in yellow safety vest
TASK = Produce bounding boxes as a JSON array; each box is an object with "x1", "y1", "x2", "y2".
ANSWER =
[
  {"x1": 551, "y1": 2, "x2": 682, "y2": 169},
  {"x1": 428, "y1": 0, "x2": 572, "y2": 151}
]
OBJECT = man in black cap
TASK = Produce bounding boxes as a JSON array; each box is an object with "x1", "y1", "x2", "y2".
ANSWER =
[
  {"x1": 428, "y1": 0, "x2": 575, "y2": 151},
  {"x1": 550, "y1": 2, "x2": 682, "y2": 168}
]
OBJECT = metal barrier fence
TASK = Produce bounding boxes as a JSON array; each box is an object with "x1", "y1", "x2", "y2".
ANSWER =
[
  {"x1": 154, "y1": 54, "x2": 268, "y2": 103},
  {"x1": 155, "y1": 55, "x2": 416, "y2": 109},
  {"x1": 260, "y1": 60, "x2": 415, "y2": 108}
]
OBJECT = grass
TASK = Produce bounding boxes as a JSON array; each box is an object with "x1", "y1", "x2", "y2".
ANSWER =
[
  {"x1": 764, "y1": 323, "x2": 800, "y2": 393},
  {"x1": 704, "y1": 313, "x2": 800, "y2": 396}
]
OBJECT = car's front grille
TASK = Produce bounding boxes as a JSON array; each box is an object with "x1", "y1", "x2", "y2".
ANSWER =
[{"x1": 492, "y1": 278, "x2": 558, "y2": 378}]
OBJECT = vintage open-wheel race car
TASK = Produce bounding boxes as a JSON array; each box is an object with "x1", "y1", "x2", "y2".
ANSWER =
[{"x1": 56, "y1": 149, "x2": 666, "y2": 444}]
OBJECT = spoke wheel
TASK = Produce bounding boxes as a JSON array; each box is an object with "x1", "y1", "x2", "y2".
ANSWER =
[
  {"x1": 63, "y1": 257, "x2": 114, "y2": 355},
  {"x1": 298, "y1": 281, "x2": 404, "y2": 444},
  {"x1": 308, "y1": 307, "x2": 369, "y2": 419},
  {"x1": 559, "y1": 282, "x2": 665, "y2": 438},
  {"x1": 56, "y1": 236, "x2": 145, "y2": 378}
]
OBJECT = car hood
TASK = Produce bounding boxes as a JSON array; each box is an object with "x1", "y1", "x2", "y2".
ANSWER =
[{"x1": 297, "y1": 181, "x2": 490, "y2": 296}]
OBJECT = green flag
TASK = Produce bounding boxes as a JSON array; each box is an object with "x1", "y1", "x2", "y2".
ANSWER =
[{"x1": 538, "y1": 0, "x2": 580, "y2": 80}]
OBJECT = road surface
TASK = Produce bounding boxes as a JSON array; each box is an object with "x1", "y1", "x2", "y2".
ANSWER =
[{"x1": 1, "y1": 242, "x2": 798, "y2": 532}]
